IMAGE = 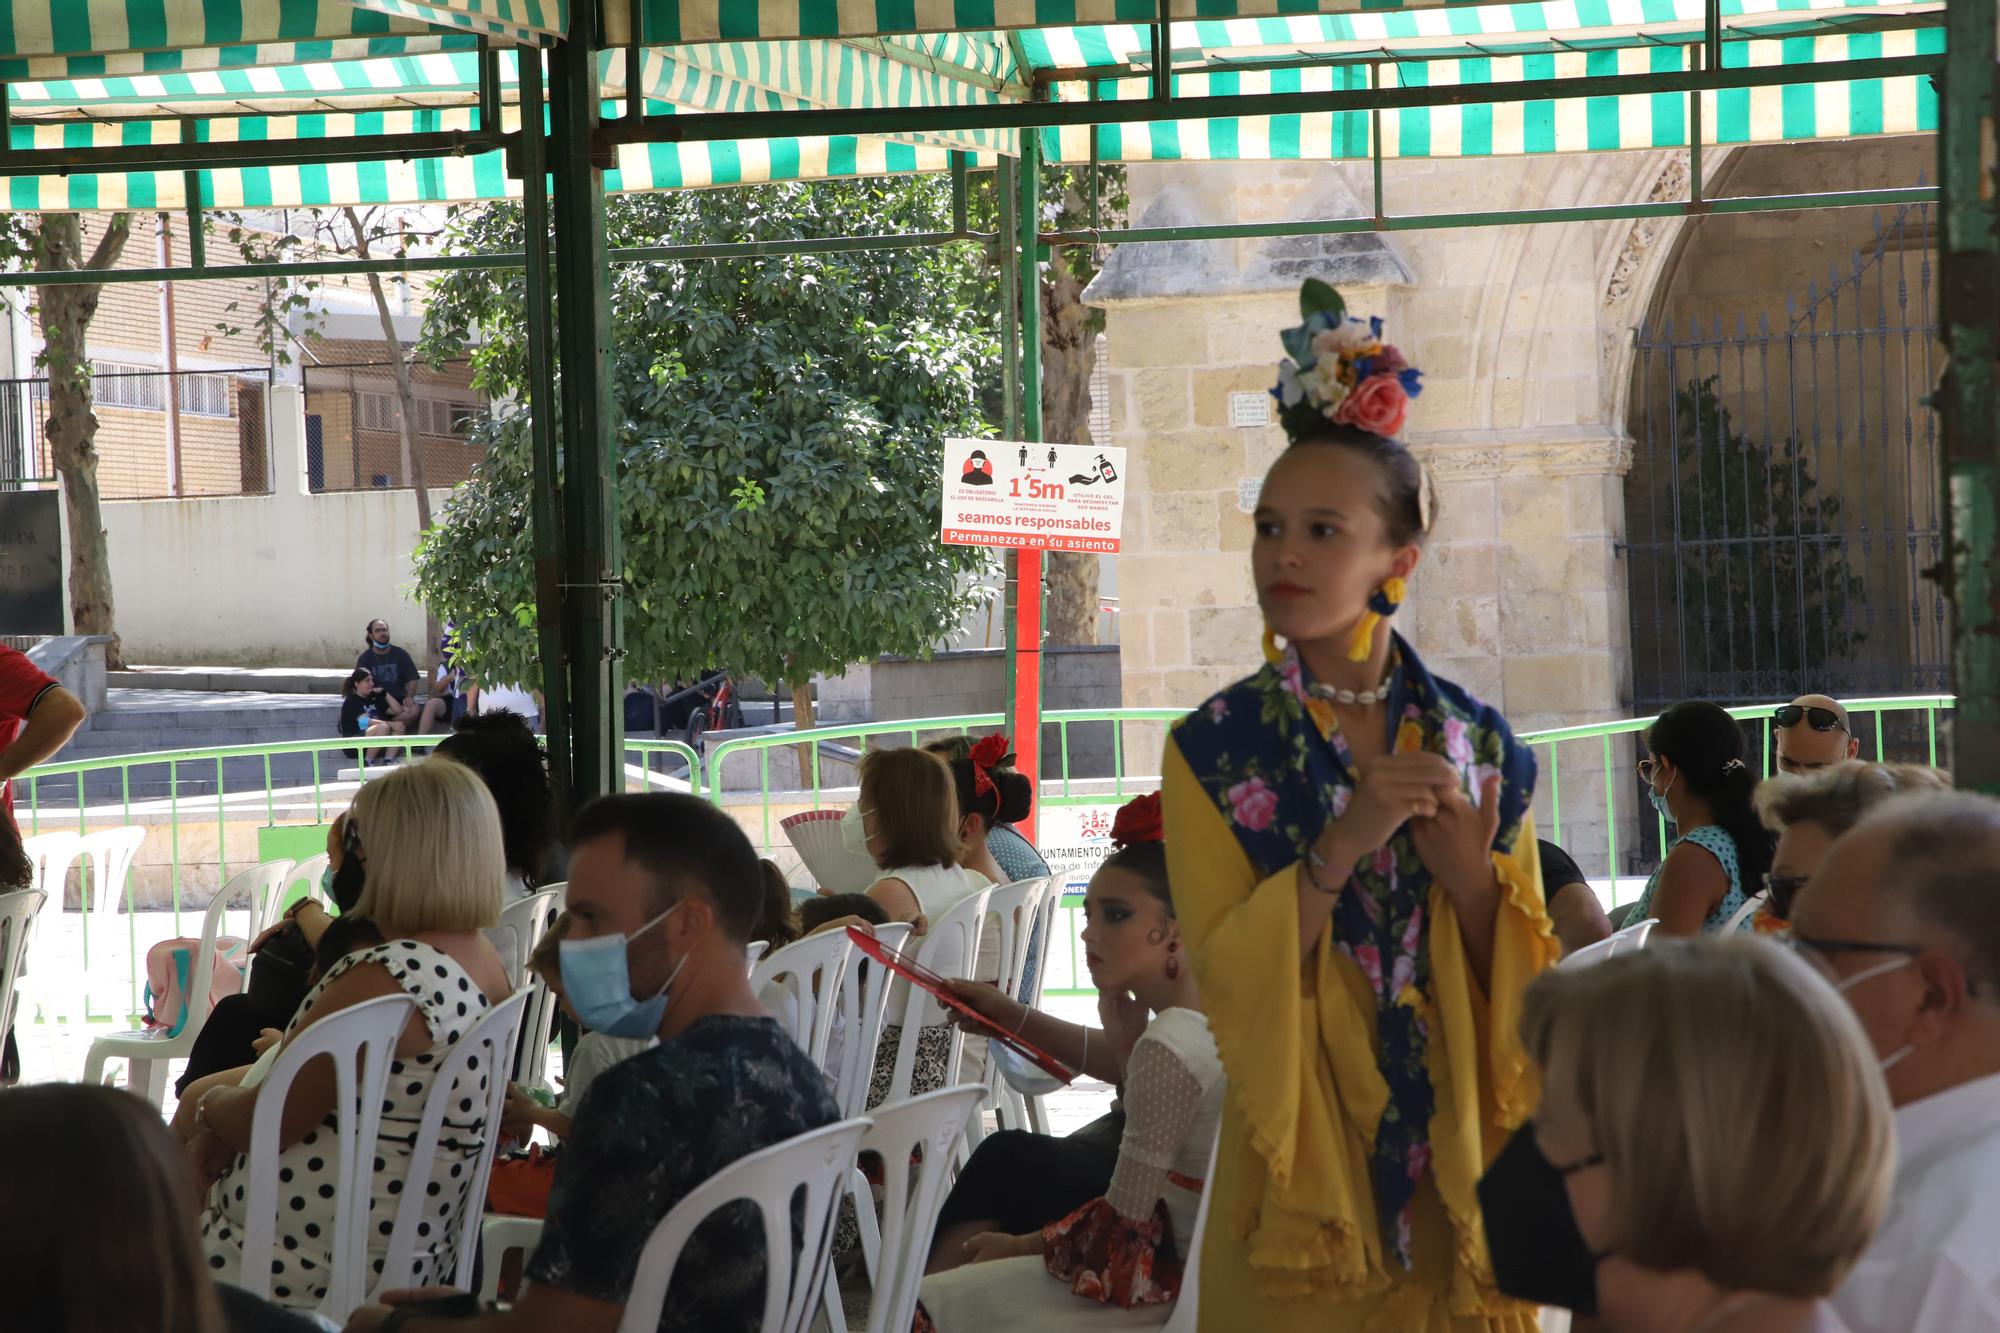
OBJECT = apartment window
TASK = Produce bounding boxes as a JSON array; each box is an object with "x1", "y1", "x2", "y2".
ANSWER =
[
  {"x1": 89, "y1": 361, "x2": 164, "y2": 411},
  {"x1": 357, "y1": 391, "x2": 487, "y2": 439},
  {"x1": 180, "y1": 374, "x2": 235, "y2": 419}
]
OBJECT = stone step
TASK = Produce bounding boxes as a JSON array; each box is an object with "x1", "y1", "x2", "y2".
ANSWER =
[{"x1": 110, "y1": 666, "x2": 351, "y2": 695}]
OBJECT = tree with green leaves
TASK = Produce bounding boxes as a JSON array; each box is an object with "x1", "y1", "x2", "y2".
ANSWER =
[
  {"x1": 410, "y1": 178, "x2": 997, "y2": 729},
  {"x1": 1671, "y1": 375, "x2": 1867, "y2": 687}
]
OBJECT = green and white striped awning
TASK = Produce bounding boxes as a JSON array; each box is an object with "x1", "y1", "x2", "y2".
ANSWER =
[{"x1": 0, "y1": 0, "x2": 1947, "y2": 206}]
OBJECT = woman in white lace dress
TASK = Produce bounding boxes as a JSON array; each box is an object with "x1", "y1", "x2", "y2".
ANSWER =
[
  {"x1": 189, "y1": 759, "x2": 512, "y2": 1310},
  {"x1": 919, "y1": 792, "x2": 1224, "y2": 1330}
]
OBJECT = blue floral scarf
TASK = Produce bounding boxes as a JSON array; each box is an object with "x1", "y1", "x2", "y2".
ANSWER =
[{"x1": 1172, "y1": 632, "x2": 1536, "y2": 1267}]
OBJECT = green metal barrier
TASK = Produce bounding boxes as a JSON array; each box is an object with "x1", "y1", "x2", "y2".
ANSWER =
[
  {"x1": 13, "y1": 732, "x2": 700, "y2": 1028},
  {"x1": 14, "y1": 696, "x2": 1951, "y2": 1016}
]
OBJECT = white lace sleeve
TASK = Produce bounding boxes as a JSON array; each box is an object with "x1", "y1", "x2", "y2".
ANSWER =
[{"x1": 1103, "y1": 1032, "x2": 1208, "y2": 1224}]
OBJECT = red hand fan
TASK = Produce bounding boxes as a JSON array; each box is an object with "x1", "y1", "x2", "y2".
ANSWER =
[{"x1": 846, "y1": 926, "x2": 1075, "y2": 1086}]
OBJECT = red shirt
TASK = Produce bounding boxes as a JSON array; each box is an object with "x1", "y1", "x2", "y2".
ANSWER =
[{"x1": 0, "y1": 645, "x2": 58, "y2": 834}]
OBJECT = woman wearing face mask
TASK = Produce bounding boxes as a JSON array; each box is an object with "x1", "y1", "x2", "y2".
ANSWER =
[
  {"x1": 1478, "y1": 937, "x2": 1891, "y2": 1332},
  {"x1": 1163, "y1": 283, "x2": 1556, "y2": 1330},
  {"x1": 1628, "y1": 701, "x2": 1774, "y2": 938},
  {"x1": 917, "y1": 793, "x2": 1222, "y2": 1329},
  {"x1": 191, "y1": 761, "x2": 511, "y2": 1309}
]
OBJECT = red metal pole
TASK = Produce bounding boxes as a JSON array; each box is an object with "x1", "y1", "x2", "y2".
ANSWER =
[{"x1": 1013, "y1": 548, "x2": 1043, "y2": 844}]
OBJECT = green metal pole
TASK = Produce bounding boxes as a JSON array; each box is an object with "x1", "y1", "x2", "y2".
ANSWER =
[
  {"x1": 550, "y1": 0, "x2": 625, "y2": 805},
  {"x1": 1940, "y1": 0, "x2": 2000, "y2": 793},
  {"x1": 515, "y1": 47, "x2": 575, "y2": 820}
]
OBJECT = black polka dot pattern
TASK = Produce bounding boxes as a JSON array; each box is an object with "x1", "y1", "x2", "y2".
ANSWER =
[{"x1": 196, "y1": 940, "x2": 498, "y2": 1312}]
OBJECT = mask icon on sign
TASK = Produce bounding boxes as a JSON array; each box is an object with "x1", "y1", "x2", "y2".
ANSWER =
[{"x1": 961, "y1": 451, "x2": 995, "y2": 486}]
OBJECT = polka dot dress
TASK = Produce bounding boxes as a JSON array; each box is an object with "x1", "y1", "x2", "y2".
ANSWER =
[{"x1": 200, "y1": 940, "x2": 494, "y2": 1311}]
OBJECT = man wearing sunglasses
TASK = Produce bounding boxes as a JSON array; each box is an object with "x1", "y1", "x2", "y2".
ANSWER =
[
  {"x1": 1773, "y1": 693, "x2": 1860, "y2": 776},
  {"x1": 1790, "y1": 792, "x2": 2000, "y2": 1333}
]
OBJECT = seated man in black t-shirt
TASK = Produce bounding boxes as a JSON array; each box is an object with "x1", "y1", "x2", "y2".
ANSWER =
[
  {"x1": 343, "y1": 794, "x2": 838, "y2": 1333},
  {"x1": 355, "y1": 618, "x2": 423, "y2": 729}
]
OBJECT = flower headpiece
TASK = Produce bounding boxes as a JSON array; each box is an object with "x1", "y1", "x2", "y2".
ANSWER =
[
  {"x1": 1110, "y1": 792, "x2": 1164, "y2": 849},
  {"x1": 968, "y1": 732, "x2": 1012, "y2": 808},
  {"x1": 1271, "y1": 278, "x2": 1424, "y2": 443}
]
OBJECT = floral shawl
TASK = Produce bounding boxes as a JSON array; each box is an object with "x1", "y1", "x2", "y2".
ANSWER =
[{"x1": 1171, "y1": 632, "x2": 1537, "y2": 1271}]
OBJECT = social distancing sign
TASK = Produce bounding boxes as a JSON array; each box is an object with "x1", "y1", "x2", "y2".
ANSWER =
[{"x1": 939, "y1": 439, "x2": 1128, "y2": 554}]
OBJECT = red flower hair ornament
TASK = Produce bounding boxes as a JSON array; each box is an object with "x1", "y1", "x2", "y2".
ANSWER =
[
  {"x1": 1111, "y1": 792, "x2": 1164, "y2": 849},
  {"x1": 968, "y1": 732, "x2": 1012, "y2": 807}
]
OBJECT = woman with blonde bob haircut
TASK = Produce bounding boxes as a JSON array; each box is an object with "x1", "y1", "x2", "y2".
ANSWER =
[
  {"x1": 193, "y1": 760, "x2": 514, "y2": 1309},
  {"x1": 351, "y1": 751, "x2": 509, "y2": 934},
  {"x1": 1478, "y1": 937, "x2": 1893, "y2": 1333}
]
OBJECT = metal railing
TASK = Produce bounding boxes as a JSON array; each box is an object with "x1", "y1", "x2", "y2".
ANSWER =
[{"x1": 14, "y1": 694, "x2": 1954, "y2": 1014}]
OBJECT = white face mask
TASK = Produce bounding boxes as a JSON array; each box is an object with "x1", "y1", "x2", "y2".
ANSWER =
[
  {"x1": 1836, "y1": 954, "x2": 1919, "y2": 1071},
  {"x1": 841, "y1": 803, "x2": 874, "y2": 857}
]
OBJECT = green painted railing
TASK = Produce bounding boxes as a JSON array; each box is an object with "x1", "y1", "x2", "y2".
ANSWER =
[{"x1": 14, "y1": 695, "x2": 1953, "y2": 1012}]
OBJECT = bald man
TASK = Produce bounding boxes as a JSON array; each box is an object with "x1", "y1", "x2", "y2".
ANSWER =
[
  {"x1": 1791, "y1": 792, "x2": 2000, "y2": 1333},
  {"x1": 1774, "y1": 693, "x2": 1860, "y2": 776}
]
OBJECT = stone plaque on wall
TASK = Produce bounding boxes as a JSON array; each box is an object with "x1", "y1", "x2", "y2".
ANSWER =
[{"x1": 0, "y1": 490, "x2": 64, "y2": 635}]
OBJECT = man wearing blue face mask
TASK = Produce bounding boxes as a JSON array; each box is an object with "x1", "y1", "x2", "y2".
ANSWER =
[
  {"x1": 1791, "y1": 791, "x2": 2000, "y2": 1333},
  {"x1": 343, "y1": 793, "x2": 837, "y2": 1333},
  {"x1": 355, "y1": 618, "x2": 424, "y2": 730}
]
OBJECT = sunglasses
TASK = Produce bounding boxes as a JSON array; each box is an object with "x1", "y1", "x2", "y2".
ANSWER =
[{"x1": 1773, "y1": 705, "x2": 1846, "y2": 734}]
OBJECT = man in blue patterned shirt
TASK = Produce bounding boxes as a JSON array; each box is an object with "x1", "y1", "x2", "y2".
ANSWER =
[{"x1": 345, "y1": 793, "x2": 838, "y2": 1333}]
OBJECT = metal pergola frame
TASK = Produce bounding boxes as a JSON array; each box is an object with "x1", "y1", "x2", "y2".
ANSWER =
[{"x1": 2, "y1": 0, "x2": 1994, "y2": 808}]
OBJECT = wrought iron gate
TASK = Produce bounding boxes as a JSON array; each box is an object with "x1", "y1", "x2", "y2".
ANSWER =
[{"x1": 1625, "y1": 202, "x2": 1948, "y2": 714}]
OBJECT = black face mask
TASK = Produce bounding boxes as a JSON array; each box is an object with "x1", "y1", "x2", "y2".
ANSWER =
[
  {"x1": 331, "y1": 819, "x2": 367, "y2": 914},
  {"x1": 1477, "y1": 1124, "x2": 1604, "y2": 1316}
]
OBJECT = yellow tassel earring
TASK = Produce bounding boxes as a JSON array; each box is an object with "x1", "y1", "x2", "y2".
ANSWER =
[{"x1": 1346, "y1": 577, "x2": 1407, "y2": 662}]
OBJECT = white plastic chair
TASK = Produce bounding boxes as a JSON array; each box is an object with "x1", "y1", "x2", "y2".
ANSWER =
[
  {"x1": 234, "y1": 992, "x2": 418, "y2": 1316},
  {"x1": 476, "y1": 1214, "x2": 546, "y2": 1305},
  {"x1": 1562, "y1": 917, "x2": 1658, "y2": 969},
  {"x1": 1158, "y1": 1124, "x2": 1222, "y2": 1333},
  {"x1": 275, "y1": 853, "x2": 333, "y2": 925},
  {"x1": 617, "y1": 1117, "x2": 871, "y2": 1333},
  {"x1": 854, "y1": 1087, "x2": 985, "y2": 1333},
  {"x1": 752, "y1": 928, "x2": 855, "y2": 1070},
  {"x1": 78, "y1": 825, "x2": 147, "y2": 922},
  {"x1": 1721, "y1": 890, "x2": 1769, "y2": 935},
  {"x1": 495, "y1": 886, "x2": 564, "y2": 992},
  {"x1": 878, "y1": 888, "x2": 992, "y2": 1112},
  {"x1": 964, "y1": 877, "x2": 1051, "y2": 1153},
  {"x1": 832, "y1": 921, "x2": 912, "y2": 1119},
  {"x1": 82, "y1": 858, "x2": 295, "y2": 1105},
  {"x1": 746, "y1": 939, "x2": 770, "y2": 969},
  {"x1": 0, "y1": 888, "x2": 46, "y2": 1054},
  {"x1": 371, "y1": 990, "x2": 531, "y2": 1306},
  {"x1": 1018, "y1": 880, "x2": 1066, "y2": 1134}
]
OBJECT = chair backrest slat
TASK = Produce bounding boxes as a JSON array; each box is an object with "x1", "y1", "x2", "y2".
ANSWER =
[{"x1": 884, "y1": 890, "x2": 990, "y2": 1107}]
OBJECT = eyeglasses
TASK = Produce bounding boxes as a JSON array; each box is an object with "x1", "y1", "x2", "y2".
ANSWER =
[
  {"x1": 1774, "y1": 704, "x2": 1846, "y2": 734},
  {"x1": 1762, "y1": 871, "x2": 1810, "y2": 916},
  {"x1": 1785, "y1": 930, "x2": 1922, "y2": 961}
]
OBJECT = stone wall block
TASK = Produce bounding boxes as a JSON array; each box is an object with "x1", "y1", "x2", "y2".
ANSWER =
[
  {"x1": 1134, "y1": 368, "x2": 1195, "y2": 433},
  {"x1": 1190, "y1": 606, "x2": 1266, "y2": 666},
  {"x1": 1147, "y1": 430, "x2": 1244, "y2": 496}
]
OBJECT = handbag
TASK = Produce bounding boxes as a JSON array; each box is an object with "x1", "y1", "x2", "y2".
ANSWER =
[{"x1": 243, "y1": 919, "x2": 316, "y2": 1026}]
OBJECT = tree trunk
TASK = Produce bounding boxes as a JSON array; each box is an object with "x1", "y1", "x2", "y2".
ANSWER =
[
  {"x1": 1040, "y1": 250, "x2": 1102, "y2": 647},
  {"x1": 790, "y1": 680, "x2": 817, "y2": 782},
  {"x1": 35, "y1": 213, "x2": 133, "y2": 667},
  {"x1": 346, "y1": 208, "x2": 441, "y2": 670}
]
